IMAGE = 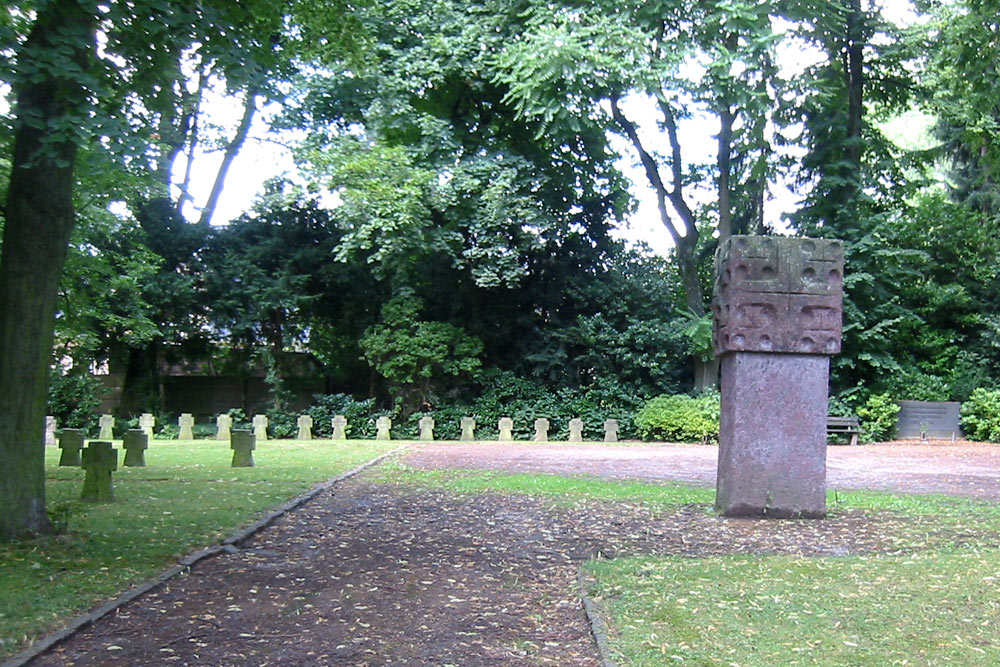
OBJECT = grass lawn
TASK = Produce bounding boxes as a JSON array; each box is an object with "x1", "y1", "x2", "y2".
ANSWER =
[
  {"x1": 382, "y1": 465, "x2": 1000, "y2": 666},
  {"x1": 0, "y1": 439, "x2": 397, "y2": 659}
]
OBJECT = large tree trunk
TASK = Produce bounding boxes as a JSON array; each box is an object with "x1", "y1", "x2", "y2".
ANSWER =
[{"x1": 0, "y1": 1, "x2": 96, "y2": 540}]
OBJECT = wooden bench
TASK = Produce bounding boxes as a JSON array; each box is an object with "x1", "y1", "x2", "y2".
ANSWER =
[{"x1": 827, "y1": 416, "x2": 861, "y2": 446}]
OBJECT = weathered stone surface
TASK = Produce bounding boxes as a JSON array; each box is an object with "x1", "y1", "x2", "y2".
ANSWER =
[
  {"x1": 98, "y1": 414, "x2": 114, "y2": 440},
  {"x1": 418, "y1": 416, "x2": 435, "y2": 441},
  {"x1": 231, "y1": 430, "x2": 256, "y2": 467},
  {"x1": 122, "y1": 429, "x2": 148, "y2": 467},
  {"x1": 139, "y1": 413, "x2": 155, "y2": 439},
  {"x1": 253, "y1": 415, "x2": 269, "y2": 441},
  {"x1": 178, "y1": 413, "x2": 195, "y2": 440},
  {"x1": 533, "y1": 418, "x2": 549, "y2": 442},
  {"x1": 216, "y1": 414, "x2": 233, "y2": 441},
  {"x1": 81, "y1": 441, "x2": 117, "y2": 502},
  {"x1": 716, "y1": 353, "x2": 828, "y2": 518},
  {"x1": 568, "y1": 418, "x2": 584, "y2": 442},
  {"x1": 332, "y1": 415, "x2": 348, "y2": 440},
  {"x1": 460, "y1": 417, "x2": 476, "y2": 441},
  {"x1": 58, "y1": 429, "x2": 85, "y2": 466},
  {"x1": 297, "y1": 415, "x2": 313, "y2": 440},
  {"x1": 603, "y1": 419, "x2": 619, "y2": 443},
  {"x1": 45, "y1": 416, "x2": 57, "y2": 446},
  {"x1": 375, "y1": 416, "x2": 392, "y2": 441},
  {"x1": 713, "y1": 235, "x2": 843, "y2": 356},
  {"x1": 498, "y1": 418, "x2": 514, "y2": 442}
]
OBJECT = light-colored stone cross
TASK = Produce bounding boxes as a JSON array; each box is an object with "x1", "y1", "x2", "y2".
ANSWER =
[
  {"x1": 375, "y1": 416, "x2": 392, "y2": 440},
  {"x1": 178, "y1": 413, "x2": 195, "y2": 439},
  {"x1": 332, "y1": 415, "x2": 348, "y2": 440},
  {"x1": 178, "y1": 413, "x2": 195, "y2": 440},
  {"x1": 568, "y1": 418, "x2": 584, "y2": 442},
  {"x1": 418, "y1": 416, "x2": 435, "y2": 441},
  {"x1": 460, "y1": 417, "x2": 476, "y2": 441},
  {"x1": 498, "y1": 417, "x2": 514, "y2": 441},
  {"x1": 533, "y1": 418, "x2": 550, "y2": 442},
  {"x1": 603, "y1": 419, "x2": 619, "y2": 443},
  {"x1": 139, "y1": 413, "x2": 155, "y2": 439},
  {"x1": 216, "y1": 414, "x2": 233, "y2": 441},
  {"x1": 297, "y1": 414, "x2": 313, "y2": 440},
  {"x1": 252, "y1": 414, "x2": 269, "y2": 440},
  {"x1": 98, "y1": 414, "x2": 114, "y2": 440},
  {"x1": 45, "y1": 416, "x2": 57, "y2": 446}
]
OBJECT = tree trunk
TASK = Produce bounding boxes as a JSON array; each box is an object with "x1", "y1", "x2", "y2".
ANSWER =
[{"x1": 0, "y1": 1, "x2": 96, "y2": 540}]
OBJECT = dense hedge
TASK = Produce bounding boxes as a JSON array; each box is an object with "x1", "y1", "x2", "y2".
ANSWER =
[
  {"x1": 633, "y1": 392, "x2": 720, "y2": 443},
  {"x1": 960, "y1": 388, "x2": 1000, "y2": 442}
]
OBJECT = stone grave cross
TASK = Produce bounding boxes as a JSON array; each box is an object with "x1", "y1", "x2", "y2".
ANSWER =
[
  {"x1": 58, "y1": 429, "x2": 85, "y2": 466},
  {"x1": 460, "y1": 417, "x2": 476, "y2": 441},
  {"x1": 375, "y1": 416, "x2": 392, "y2": 440},
  {"x1": 568, "y1": 418, "x2": 584, "y2": 442},
  {"x1": 178, "y1": 413, "x2": 195, "y2": 440},
  {"x1": 533, "y1": 418, "x2": 549, "y2": 442},
  {"x1": 122, "y1": 429, "x2": 148, "y2": 467},
  {"x1": 216, "y1": 414, "x2": 233, "y2": 441},
  {"x1": 81, "y1": 441, "x2": 117, "y2": 502},
  {"x1": 418, "y1": 416, "x2": 435, "y2": 441},
  {"x1": 332, "y1": 415, "x2": 348, "y2": 440},
  {"x1": 297, "y1": 415, "x2": 313, "y2": 440},
  {"x1": 603, "y1": 419, "x2": 619, "y2": 443},
  {"x1": 497, "y1": 417, "x2": 514, "y2": 441},
  {"x1": 98, "y1": 414, "x2": 114, "y2": 440},
  {"x1": 253, "y1": 414, "x2": 269, "y2": 440}
]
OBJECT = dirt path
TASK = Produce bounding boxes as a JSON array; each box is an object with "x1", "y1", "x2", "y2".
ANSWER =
[
  {"x1": 25, "y1": 441, "x2": 1000, "y2": 665},
  {"x1": 404, "y1": 440, "x2": 1000, "y2": 501}
]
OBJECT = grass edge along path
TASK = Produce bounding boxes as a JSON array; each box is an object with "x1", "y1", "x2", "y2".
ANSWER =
[
  {"x1": 384, "y1": 465, "x2": 1000, "y2": 666},
  {"x1": 0, "y1": 440, "x2": 399, "y2": 661}
]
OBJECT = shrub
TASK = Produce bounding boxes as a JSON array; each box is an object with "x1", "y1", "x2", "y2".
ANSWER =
[
  {"x1": 960, "y1": 388, "x2": 1000, "y2": 442},
  {"x1": 856, "y1": 392, "x2": 900, "y2": 442},
  {"x1": 306, "y1": 394, "x2": 377, "y2": 438},
  {"x1": 48, "y1": 371, "x2": 105, "y2": 432},
  {"x1": 634, "y1": 392, "x2": 720, "y2": 443}
]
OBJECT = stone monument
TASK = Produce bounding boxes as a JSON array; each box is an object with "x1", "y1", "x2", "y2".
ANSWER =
[
  {"x1": 98, "y1": 414, "x2": 114, "y2": 440},
  {"x1": 460, "y1": 417, "x2": 476, "y2": 441},
  {"x1": 81, "y1": 441, "x2": 117, "y2": 502},
  {"x1": 45, "y1": 416, "x2": 57, "y2": 446},
  {"x1": 178, "y1": 413, "x2": 195, "y2": 440},
  {"x1": 712, "y1": 235, "x2": 843, "y2": 519},
  {"x1": 497, "y1": 417, "x2": 514, "y2": 442},
  {"x1": 253, "y1": 414, "x2": 269, "y2": 440},
  {"x1": 58, "y1": 429, "x2": 85, "y2": 466},
  {"x1": 139, "y1": 413, "x2": 155, "y2": 439},
  {"x1": 603, "y1": 419, "x2": 619, "y2": 443},
  {"x1": 533, "y1": 418, "x2": 549, "y2": 442},
  {"x1": 297, "y1": 415, "x2": 313, "y2": 440},
  {"x1": 418, "y1": 416, "x2": 434, "y2": 441},
  {"x1": 375, "y1": 416, "x2": 392, "y2": 440},
  {"x1": 568, "y1": 418, "x2": 584, "y2": 442},
  {"x1": 332, "y1": 415, "x2": 348, "y2": 440},
  {"x1": 231, "y1": 430, "x2": 256, "y2": 467},
  {"x1": 122, "y1": 429, "x2": 148, "y2": 467},
  {"x1": 216, "y1": 414, "x2": 233, "y2": 440}
]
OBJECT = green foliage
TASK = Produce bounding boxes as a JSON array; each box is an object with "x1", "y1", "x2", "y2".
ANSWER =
[
  {"x1": 959, "y1": 388, "x2": 1000, "y2": 442},
  {"x1": 47, "y1": 371, "x2": 105, "y2": 432},
  {"x1": 855, "y1": 393, "x2": 901, "y2": 443},
  {"x1": 305, "y1": 394, "x2": 376, "y2": 439},
  {"x1": 361, "y1": 291, "x2": 483, "y2": 410},
  {"x1": 634, "y1": 392, "x2": 720, "y2": 443}
]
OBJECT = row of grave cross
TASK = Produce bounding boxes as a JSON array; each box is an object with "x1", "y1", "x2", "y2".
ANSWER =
[
  {"x1": 58, "y1": 429, "x2": 260, "y2": 503},
  {"x1": 52, "y1": 414, "x2": 623, "y2": 442}
]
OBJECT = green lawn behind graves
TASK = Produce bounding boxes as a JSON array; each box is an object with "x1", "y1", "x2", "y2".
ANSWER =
[{"x1": 0, "y1": 439, "x2": 396, "y2": 659}]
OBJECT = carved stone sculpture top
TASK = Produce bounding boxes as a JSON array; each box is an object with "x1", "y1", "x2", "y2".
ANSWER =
[{"x1": 713, "y1": 235, "x2": 844, "y2": 356}]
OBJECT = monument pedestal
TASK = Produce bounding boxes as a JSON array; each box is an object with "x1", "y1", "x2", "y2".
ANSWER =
[{"x1": 716, "y1": 353, "x2": 828, "y2": 518}]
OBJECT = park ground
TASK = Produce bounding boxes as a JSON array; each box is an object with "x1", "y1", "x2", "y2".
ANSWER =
[{"x1": 9, "y1": 439, "x2": 1000, "y2": 665}]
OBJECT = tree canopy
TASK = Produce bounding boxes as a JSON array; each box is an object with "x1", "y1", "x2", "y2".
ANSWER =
[{"x1": 3, "y1": 0, "x2": 1000, "y2": 538}]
